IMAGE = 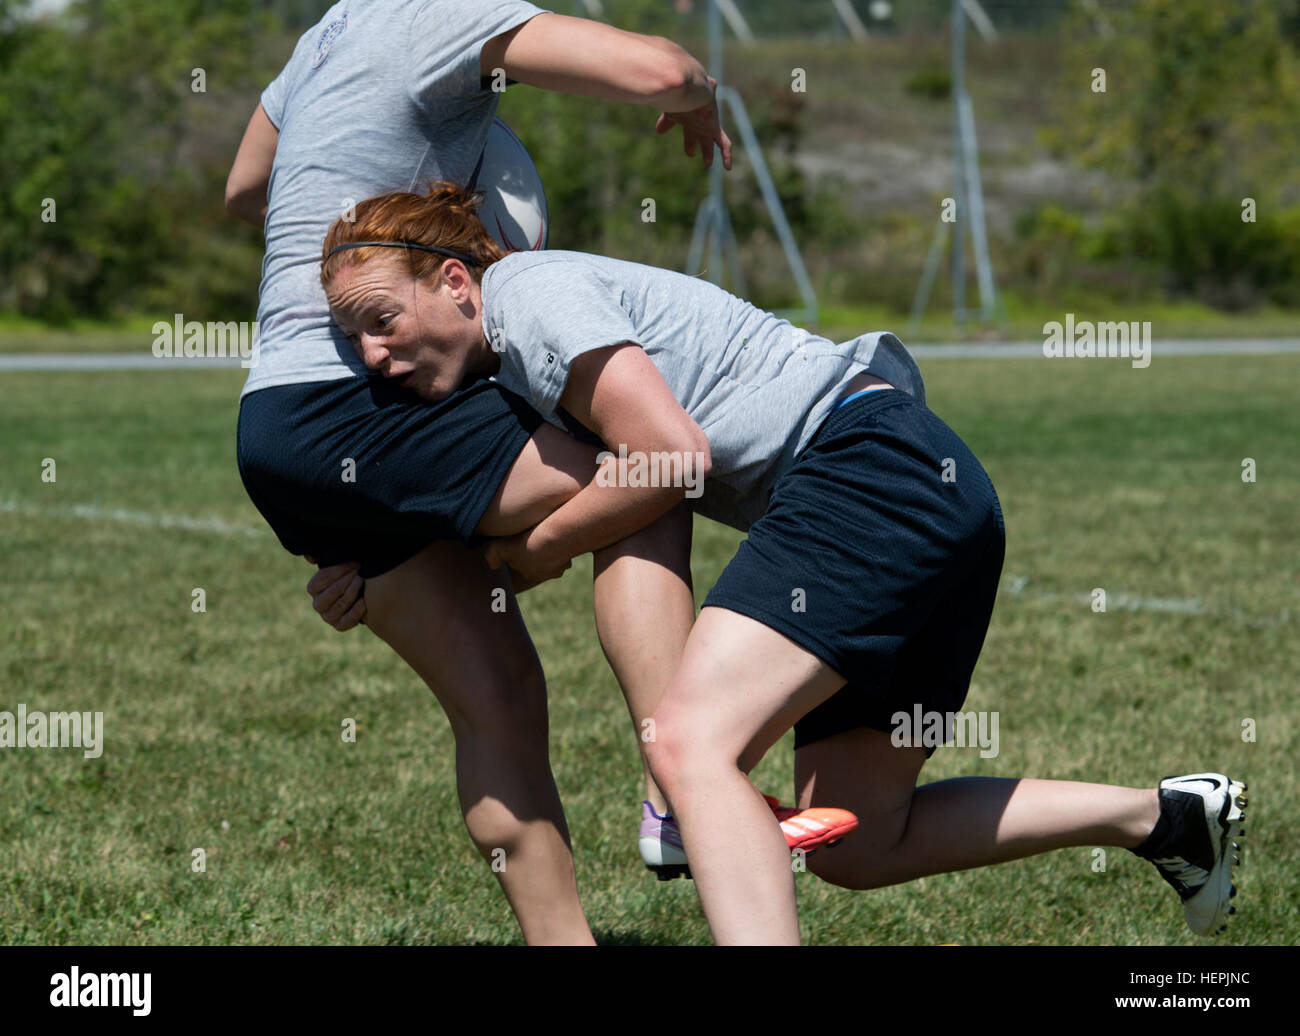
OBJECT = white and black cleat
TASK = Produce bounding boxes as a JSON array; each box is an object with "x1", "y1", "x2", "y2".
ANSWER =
[{"x1": 1135, "y1": 773, "x2": 1249, "y2": 937}]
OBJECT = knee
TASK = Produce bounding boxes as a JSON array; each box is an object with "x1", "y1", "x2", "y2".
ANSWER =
[
  {"x1": 642, "y1": 706, "x2": 698, "y2": 799},
  {"x1": 643, "y1": 706, "x2": 732, "y2": 800},
  {"x1": 805, "y1": 811, "x2": 910, "y2": 890},
  {"x1": 444, "y1": 663, "x2": 549, "y2": 748},
  {"x1": 806, "y1": 848, "x2": 879, "y2": 890},
  {"x1": 641, "y1": 711, "x2": 680, "y2": 794}
]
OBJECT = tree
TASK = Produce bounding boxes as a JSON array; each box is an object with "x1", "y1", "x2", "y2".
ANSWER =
[
  {"x1": 0, "y1": 0, "x2": 281, "y2": 320},
  {"x1": 1052, "y1": 0, "x2": 1300, "y2": 306}
]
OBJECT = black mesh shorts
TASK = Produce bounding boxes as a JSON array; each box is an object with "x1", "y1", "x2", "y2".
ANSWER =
[
  {"x1": 702, "y1": 389, "x2": 1005, "y2": 751},
  {"x1": 237, "y1": 375, "x2": 543, "y2": 578}
]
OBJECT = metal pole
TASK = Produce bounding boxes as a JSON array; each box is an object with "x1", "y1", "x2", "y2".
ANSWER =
[
  {"x1": 685, "y1": 2, "x2": 818, "y2": 321},
  {"x1": 950, "y1": 0, "x2": 966, "y2": 325},
  {"x1": 718, "y1": 201, "x2": 749, "y2": 299},
  {"x1": 715, "y1": 0, "x2": 755, "y2": 44},
  {"x1": 831, "y1": 0, "x2": 870, "y2": 42},
  {"x1": 687, "y1": 197, "x2": 710, "y2": 276},
  {"x1": 909, "y1": 216, "x2": 950, "y2": 334},
  {"x1": 707, "y1": 0, "x2": 725, "y2": 287},
  {"x1": 718, "y1": 86, "x2": 818, "y2": 321},
  {"x1": 912, "y1": 0, "x2": 999, "y2": 332},
  {"x1": 960, "y1": 0, "x2": 998, "y2": 43},
  {"x1": 959, "y1": 92, "x2": 997, "y2": 319}
]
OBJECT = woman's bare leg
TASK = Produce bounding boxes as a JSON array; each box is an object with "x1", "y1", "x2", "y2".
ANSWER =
[
  {"x1": 364, "y1": 539, "x2": 594, "y2": 945},
  {"x1": 481, "y1": 423, "x2": 692, "y2": 811},
  {"x1": 592, "y1": 501, "x2": 695, "y2": 813},
  {"x1": 646, "y1": 610, "x2": 1166, "y2": 943},
  {"x1": 796, "y1": 728, "x2": 1159, "y2": 890},
  {"x1": 646, "y1": 607, "x2": 848, "y2": 944},
  {"x1": 476, "y1": 424, "x2": 599, "y2": 537}
]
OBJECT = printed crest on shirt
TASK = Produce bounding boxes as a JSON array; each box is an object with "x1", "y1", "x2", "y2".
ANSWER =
[{"x1": 312, "y1": 10, "x2": 348, "y2": 69}]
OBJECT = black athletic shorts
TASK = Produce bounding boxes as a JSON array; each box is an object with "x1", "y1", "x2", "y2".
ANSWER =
[
  {"x1": 237, "y1": 375, "x2": 543, "y2": 578},
  {"x1": 702, "y1": 388, "x2": 1005, "y2": 751}
]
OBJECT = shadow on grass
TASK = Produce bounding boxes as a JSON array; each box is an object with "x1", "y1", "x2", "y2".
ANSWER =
[
  {"x1": 592, "y1": 929, "x2": 681, "y2": 947},
  {"x1": 450, "y1": 930, "x2": 680, "y2": 947}
]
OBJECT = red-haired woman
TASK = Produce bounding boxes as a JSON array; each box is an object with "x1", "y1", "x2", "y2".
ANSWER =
[{"x1": 314, "y1": 179, "x2": 1249, "y2": 946}]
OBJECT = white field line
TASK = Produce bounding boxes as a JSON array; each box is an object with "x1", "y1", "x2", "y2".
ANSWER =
[
  {"x1": 1000, "y1": 574, "x2": 1293, "y2": 627},
  {"x1": 0, "y1": 498, "x2": 267, "y2": 538},
  {"x1": 1000, "y1": 574, "x2": 1204, "y2": 613},
  {"x1": 1, "y1": 497, "x2": 1288, "y2": 626}
]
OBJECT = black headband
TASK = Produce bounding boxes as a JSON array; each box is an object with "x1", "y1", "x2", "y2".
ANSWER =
[{"x1": 324, "y1": 240, "x2": 478, "y2": 265}]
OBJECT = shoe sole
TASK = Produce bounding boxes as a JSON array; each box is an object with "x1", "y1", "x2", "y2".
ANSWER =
[
  {"x1": 648, "y1": 864, "x2": 693, "y2": 881},
  {"x1": 1188, "y1": 776, "x2": 1249, "y2": 937},
  {"x1": 643, "y1": 826, "x2": 856, "y2": 881},
  {"x1": 639, "y1": 833, "x2": 688, "y2": 874}
]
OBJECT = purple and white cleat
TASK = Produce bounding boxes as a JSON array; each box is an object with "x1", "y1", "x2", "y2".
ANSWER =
[{"x1": 639, "y1": 801, "x2": 692, "y2": 881}]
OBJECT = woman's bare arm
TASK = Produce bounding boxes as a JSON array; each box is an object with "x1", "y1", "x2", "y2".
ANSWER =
[
  {"x1": 225, "y1": 103, "x2": 278, "y2": 226},
  {"x1": 480, "y1": 13, "x2": 706, "y2": 108},
  {"x1": 479, "y1": 14, "x2": 731, "y2": 169},
  {"x1": 484, "y1": 343, "x2": 710, "y2": 585}
]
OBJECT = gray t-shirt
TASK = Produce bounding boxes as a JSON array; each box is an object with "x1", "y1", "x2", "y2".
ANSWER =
[
  {"x1": 481, "y1": 250, "x2": 926, "y2": 531},
  {"x1": 241, "y1": 0, "x2": 548, "y2": 399}
]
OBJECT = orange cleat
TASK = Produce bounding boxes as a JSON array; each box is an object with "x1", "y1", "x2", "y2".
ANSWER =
[
  {"x1": 641, "y1": 795, "x2": 859, "y2": 880},
  {"x1": 764, "y1": 795, "x2": 859, "y2": 852}
]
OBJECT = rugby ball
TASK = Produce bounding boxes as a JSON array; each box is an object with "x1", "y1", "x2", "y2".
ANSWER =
[{"x1": 476, "y1": 118, "x2": 549, "y2": 251}]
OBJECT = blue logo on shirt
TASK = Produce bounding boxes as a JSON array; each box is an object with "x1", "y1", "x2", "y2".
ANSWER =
[{"x1": 312, "y1": 11, "x2": 348, "y2": 69}]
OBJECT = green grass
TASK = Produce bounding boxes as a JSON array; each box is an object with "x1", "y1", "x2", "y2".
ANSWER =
[{"x1": 2, "y1": 356, "x2": 1297, "y2": 945}]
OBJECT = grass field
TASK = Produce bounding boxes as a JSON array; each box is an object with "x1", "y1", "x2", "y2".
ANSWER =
[{"x1": 2, "y1": 353, "x2": 1297, "y2": 945}]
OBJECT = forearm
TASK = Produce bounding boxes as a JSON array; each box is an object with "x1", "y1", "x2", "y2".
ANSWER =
[
  {"x1": 226, "y1": 191, "x2": 267, "y2": 227},
  {"x1": 512, "y1": 48, "x2": 708, "y2": 109},
  {"x1": 504, "y1": 343, "x2": 712, "y2": 571},
  {"x1": 528, "y1": 468, "x2": 687, "y2": 567},
  {"x1": 225, "y1": 104, "x2": 277, "y2": 227},
  {"x1": 485, "y1": 15, "x2": 714, "y2": 110}
]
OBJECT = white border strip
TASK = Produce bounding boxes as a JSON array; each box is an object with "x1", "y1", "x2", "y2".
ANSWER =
[{"x1": 1, "y1": 339, "x2": 1297, "y2": 371}]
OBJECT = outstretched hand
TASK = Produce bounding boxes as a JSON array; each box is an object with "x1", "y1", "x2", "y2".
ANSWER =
[{"x1": 657, "y1": 76, "x2": 732, "y2": 170}]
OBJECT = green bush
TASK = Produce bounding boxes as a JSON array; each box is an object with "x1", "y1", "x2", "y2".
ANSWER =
[
  {"x1": 1128, "y1": 192, "x2": 1300, "y2": 310},
  {"x1": 1011, "y1": 194, "x2": 1300, "y2": 311},
  {"x1": 903, "y1": 62, "x2": 951, "y2": 100},
  {"x1": 1010, "y1": 203, "x2": 1159, "y2": 306}
]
